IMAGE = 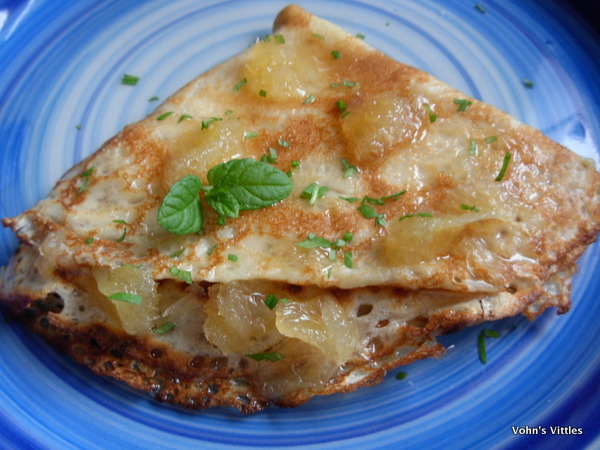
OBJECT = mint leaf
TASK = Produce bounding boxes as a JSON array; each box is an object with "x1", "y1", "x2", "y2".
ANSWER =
[
  {"x1": 207, "y1": 158, "x2": 293, "y2": 210},
  {"x1": 206, "y1": 190, "x2": 240, "y2": 223},
  {"x1": 158, "y1": 175, "x2": 203, "y2": 235}
]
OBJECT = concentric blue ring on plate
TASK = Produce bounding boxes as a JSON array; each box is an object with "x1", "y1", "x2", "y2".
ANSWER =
[{"x1": 1, "y1": 1, "x2": 599, "y2": 449}]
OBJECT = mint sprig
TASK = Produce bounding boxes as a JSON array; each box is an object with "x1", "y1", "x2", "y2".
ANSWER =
[{"x1": 158, "y1": 159, "x2": 293, "y2": 233}]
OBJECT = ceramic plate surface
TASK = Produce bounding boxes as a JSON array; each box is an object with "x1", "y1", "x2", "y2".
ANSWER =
[{"x1": 1, "y1": 1, "x2": 599, "y2": 448}]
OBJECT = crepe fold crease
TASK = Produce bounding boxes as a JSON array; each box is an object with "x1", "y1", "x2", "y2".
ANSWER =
[{"x1": 1, "y1": 5, "x2": 599, "y2": 413}]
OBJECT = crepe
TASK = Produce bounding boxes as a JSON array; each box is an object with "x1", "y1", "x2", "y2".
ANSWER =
[{"x1": 1, "y1": 5, "x2": 599, "y2": 413}]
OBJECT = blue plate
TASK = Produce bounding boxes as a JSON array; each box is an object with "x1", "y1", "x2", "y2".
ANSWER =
[{"x1": 1, "y1": 1, "x2": 599, "y2": 448}]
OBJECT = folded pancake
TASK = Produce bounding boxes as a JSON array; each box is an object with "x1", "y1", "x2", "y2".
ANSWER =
[{"x1": 1, "y1": 5, "x2": 599, "y2": 413}]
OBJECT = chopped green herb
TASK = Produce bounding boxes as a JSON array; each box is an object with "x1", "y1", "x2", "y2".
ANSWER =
[
  {"x1": 344, "y1": 251, "x2": 353, "y2": 268},
  {"x1": 329, "y1": 249, "x2": 338, "y2": 261},
  {"x1": 311, "y1": 32, "x2": 325, "y2": 40},
  {"x1": 424, "y1": 103, "x2": 437, "y2": 123},
  {"x1": 178, "y1": 114, "x2": 193, "y2": 123},
  {"x1": 278, "y1": 138, "x2": 290, "y2": 148},
  {"x1": 233, "y1": 78, "x2": 248, "y2": 91},
  {"x1": 399, "y1": 212, "x2": 433, "y2": 221},
  {"x1": 522, "y1": 79, "x2": 535, "y2": 88},
  {"x1": 304, "y1": 94, "x2": 316, "y2": 104},
  {"x1": 122, "y1": 263, "x2": 143, "y2": 269},
  {"x1": 332, "y1": 80, "x2": 358, "y2": 88},
  {"x1": 273, "y1": 34, "x2": 286, "y2": 44},
  {"x1": 469, "y1": 139, "x2": 478, "y2": 156},
  {"x1": 170, "y1": 266, "x2": 193, "y2": 284},
  {"x1": 157, "y1": 111, "x2": 174, "y2": 121},
  {"x1": 113, "y1": 219, "x2": 127, "y2": 224},
  {"x1": 77, "y1": 170, "x2": 94, "y2": 194},
  {"x1": 116, "y1": 228, "x2": 127, "y2": 243},
  {"x1": 154, "y1": 322, "x2": 176, "y2": 335},
  {"x1": 341, "y1": 110, "x2": 351, "y2": 119},
  {"x1": 85, "y1": 237, "x2": 94, "y2": 245},
  {"x1": 341, "y1": 158, "x2": 360, "y2": 178},
  {"x1": 81, "y1": 167, "x2": 94, "y2": 178},
  {"x1": 264, "y1": 294, "x2": 279, "y2": 310},
  {"x1": 207, "y1": 243, "x2": 218, "y2": 255},
  {"x1": 228, "y1": 254, "x2": 238, "y2": 262},
  {"x1": 201, "y1": 116, "x2": 222, "y2": 130},
  {"x1": 263, "y1": 34, "x2": 271, "y2": 43},
  {"x1": 336, "y1": 99, "x2": 348, "y2": 112},
  {"x1": 339, "y1": 196, "x2": 360, "y2": 203},
  {"x1": 295, "y1": 233, "x2": 334, "y2": 249},
  {"x1": 461, "y1": 204, "x2": 480, "y2": 212},
  {"x1": 148, "y1": 96, "x2": 159, "y2": 102},
  {"x1": 334, "y1": 238, "x2": 347, "y2": 248},
  {"x1": 331, "y1": 50, "x2": 342, "y2": 59},
  {"x1": 483, "y1": 329, "x2": 500, "y2": 338},
  {"x1": 495, "y1": 151, "x2": 512, "y2": 181},
  {"x1": 478, "y1": 329, "x2": 500, "y2": 364},
  {"x1": 244, "y1": 131, "x2": 258, "y2": 138},
  {"x1": 454, "y1": 98, "x2": 473, "y2": 112},
  {"x1": 291, "y1": 160, "x2": 301, "y2": 168},
  {"x1": 261, "y1": 147, "x2": 278, "y2": 164},
  {"x1": 343, "y1": 232, "x2": 353, "y2": 242},
  {"x1": 77, "y1": 177, "x2": 90, "y2": 195},
  {"x1": 121, "y1": 74, "x2": 140, "y2": 86},
  {"x1": 475, "y1": 3, "x2": 487, "y2": 13},
  {"x1": 246, "y1": 352, "x2": 285, "y2": 362},
  {"x1": 268, "y1": 147, "x2": 278, "y2": 161},
  {"x1": 169, "y1": 248, "x2": 185, "y2": 258},
  {"x1": 485, "y1": 136, "x2": 498, "y2": 144},
  {"x1": 301, "y1": 182, "x2": 329, "y2": 205},
  {"x1": 358, "y1": 204, "x2": 379, "y2": 219},
  {"x1": 108, "y1": 292, "x2": 142, "y2": 305},
  {"x1": 362, "y1": 191, "x2": 406, "y2": 205},
  {"x1": 264, "y1": 294, "x2": 288, "y2": 310},
  {"x1": 477, "y1": 332, "x2": 487, "y2": 363},
  {"x1": 375, "y1": 215, "x2": 387, "y2": 227},
  {"x1": 395, "y1": 371, "x2": 408, "y2": 380},
  {"x1": 259, "y1": 89, "x2": 267, "y2": 97},
  {"x1": 355, "y1": 32, "x2": 366, "y2": 39},
  {"x1": 224, "y1": 109, "x2": 234, "y2": 115}
]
